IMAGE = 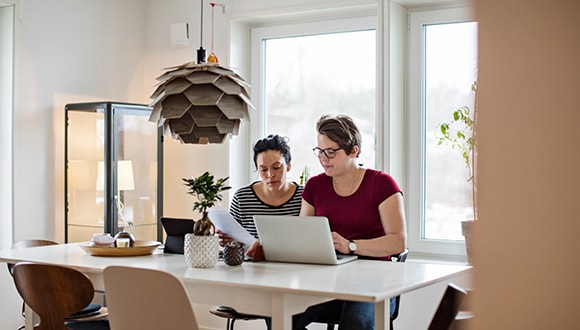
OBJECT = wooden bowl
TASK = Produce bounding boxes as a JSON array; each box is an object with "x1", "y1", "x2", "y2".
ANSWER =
[{"x1": 80, "y1": 240, "x2": 160, "y2": 257}]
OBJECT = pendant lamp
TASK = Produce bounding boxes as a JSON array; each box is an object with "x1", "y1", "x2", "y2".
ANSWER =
[{"x1": 149, "y1": 1, "x2": 252, "y2": 144}]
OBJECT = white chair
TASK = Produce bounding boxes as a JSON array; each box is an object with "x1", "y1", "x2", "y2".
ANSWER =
[{"x1": 103, "y1": 266, "x2": 199, "y2": 330}]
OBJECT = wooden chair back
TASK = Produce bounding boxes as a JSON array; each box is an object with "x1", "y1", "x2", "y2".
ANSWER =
[
  {"x1": 7, "y1": 239, "x2": 59, "y2": 274},
  {"x1": 12, "y1": 262, "x2": 96, "y2": 330},
  {"x1": 103, "y1": 266, "x2": 199, "y2": 330},
  {"x1": 428, "y1": 283, "x2": 468, "y2": 330}
]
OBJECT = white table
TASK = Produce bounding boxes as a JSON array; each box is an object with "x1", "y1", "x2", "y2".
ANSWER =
[{"x1": 0, "y1": 243, "x2": 471, "y2": 330}]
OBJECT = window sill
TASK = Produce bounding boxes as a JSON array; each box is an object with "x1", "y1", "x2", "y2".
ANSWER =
[{"x1": 407, "y1": 251, "x2": 470, "y2": 265}]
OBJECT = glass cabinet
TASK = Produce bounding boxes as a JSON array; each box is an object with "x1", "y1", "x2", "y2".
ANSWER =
[{"x1": 65, "y1": 102, "x2": 163, "y2": 242}]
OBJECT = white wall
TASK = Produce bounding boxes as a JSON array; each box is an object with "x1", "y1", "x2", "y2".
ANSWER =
[
  {"x1": 143, "y1": 0, "x2": 232, "y2": 220},
  {"x1": 0, "y1": 4, "x2": 14, "y2": 251},
  {"x1": 13, "y1": 0, "x2": 147, "y2": 243}
]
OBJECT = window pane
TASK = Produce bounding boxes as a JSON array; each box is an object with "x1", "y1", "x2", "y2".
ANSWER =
[
  {"x1": 424, "y1": 22, "x2": 477, "y2": 240},
  {"x1": 264, "y1": 30, "x2": 376, "y2": 181}
]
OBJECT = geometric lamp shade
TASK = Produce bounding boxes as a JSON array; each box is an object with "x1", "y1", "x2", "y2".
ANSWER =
[{"x1": 149, "y1": 61, "x2": 253, "y2": 144}]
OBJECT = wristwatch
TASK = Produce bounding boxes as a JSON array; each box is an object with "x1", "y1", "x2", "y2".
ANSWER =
[{"x1": 348, "y1": 240, "x2": 357, "y2": 254}]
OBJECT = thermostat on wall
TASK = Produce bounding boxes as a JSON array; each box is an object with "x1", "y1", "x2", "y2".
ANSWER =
[{"x1": 170, "y1": 22, "x2": 189, "y2": 47}]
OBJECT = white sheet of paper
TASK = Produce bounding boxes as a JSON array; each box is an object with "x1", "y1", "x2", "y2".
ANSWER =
[{"x1": 208, "y1": 208, "x2": 257, "y2": 251}]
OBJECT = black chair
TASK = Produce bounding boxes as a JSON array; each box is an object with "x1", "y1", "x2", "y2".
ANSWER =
[
  {"x1": 427, "y1": 283, "x2": 468, "y2": 330},
  {"x1": 318, "y1": 249, "x2": 409, "y2": 330},
  {"x1": 209, "y1": 306, "x2": 271, "y2": 330}
]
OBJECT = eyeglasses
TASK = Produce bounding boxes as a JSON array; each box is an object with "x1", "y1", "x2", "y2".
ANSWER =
[{"x1": 312, "y1": 147, "x2": 342, "y2": 159}]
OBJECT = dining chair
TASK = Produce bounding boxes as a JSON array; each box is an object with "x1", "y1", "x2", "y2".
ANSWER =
[
  {"x1": 103, "y1": 265, "x2": 199, "y2": 330},
  {"x1": 315, "y1": 249, "x2": 409, "y2": 330},
  {"x1": 209, "y1": 306, "x2": 271, "y2": 330},
  {"x1": 450, "y1": 289, "x2": 473, "y2": 330},
  {"x1": 7, "y1": 240, "x2": 104, "y2": 330},
  {"x1": 11, "y1": 262, "x2": 109, "y2": 330},
  {"x1": 427, "y1": 283, "x2": 468, "y2": 330}
]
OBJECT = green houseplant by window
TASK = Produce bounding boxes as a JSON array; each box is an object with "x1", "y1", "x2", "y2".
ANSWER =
[
  {"x1": 436, "y1": 82, "x2": 478, "y2": 263},
  {"x1": 182, "y1": 171, "x2": 231, "y2": 268}
]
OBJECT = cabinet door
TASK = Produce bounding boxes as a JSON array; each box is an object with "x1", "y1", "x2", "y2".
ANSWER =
[
  {"x1": 65, "y1": 102, "x2": 162, "y2": 243},
  {"x1": 112, "y1": 106, "x2": 160, "y2": 241},
  {"x1": 66, "y1": 109, "x2": 104, "y2": 242}
]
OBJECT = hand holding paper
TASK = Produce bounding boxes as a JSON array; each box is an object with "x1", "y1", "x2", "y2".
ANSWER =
[{"x1": 208, "y1": 209, "x2": 257, "y2": 251}]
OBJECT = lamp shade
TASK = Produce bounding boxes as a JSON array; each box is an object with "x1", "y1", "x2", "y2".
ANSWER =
[
  {"x1": 96, "y1": 160, "x2": 135, "y2": 191},
  {"x1": 149, "y1": 62, "x2": 253, "y2": 144}
]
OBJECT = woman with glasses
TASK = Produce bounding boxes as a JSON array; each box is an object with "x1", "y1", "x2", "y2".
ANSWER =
[
  {"x1": 293, "y1": 114, "x2": 407, "y2": 330},
  {"x1": 218, "y1": 134, "x2": 303, "y2": 251}
]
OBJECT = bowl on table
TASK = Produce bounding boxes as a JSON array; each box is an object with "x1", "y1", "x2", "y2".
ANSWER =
[{"x1": 91, "y1": 233, "x2": 115, "y2": 247}]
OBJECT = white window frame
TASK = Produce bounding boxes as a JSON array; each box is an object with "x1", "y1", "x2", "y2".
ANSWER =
[
  {"x1": 249, "y1": 16, "x2": 378, "y2": 182},
  {"x1": 407, "y1": 6, "x2": 475, "y2": 259}
]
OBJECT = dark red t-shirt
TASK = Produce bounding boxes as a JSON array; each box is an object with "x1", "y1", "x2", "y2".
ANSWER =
[{"x1": 302, "y1": 169, "x2": 402, "y2": 260}]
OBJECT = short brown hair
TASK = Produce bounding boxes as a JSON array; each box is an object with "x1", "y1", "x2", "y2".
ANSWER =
[{"x1": 316, "y1": 114, "x2": 361, "y2": 157}]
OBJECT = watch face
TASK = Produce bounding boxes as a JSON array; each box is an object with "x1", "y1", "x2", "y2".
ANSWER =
[{"x1": 349, "y1": 242, "x2": 356, "y2": 252}]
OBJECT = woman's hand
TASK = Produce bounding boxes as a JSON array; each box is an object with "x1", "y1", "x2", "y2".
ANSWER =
[
  {"x1": 245, "y1": 240, "x2": 265, "y2": 262},
  {"x1": 216, "y1": 229, "x2": 233, "y2": 247},
  {"x1": 331, "y1": 232, "x2": 350, "y2": 255}
]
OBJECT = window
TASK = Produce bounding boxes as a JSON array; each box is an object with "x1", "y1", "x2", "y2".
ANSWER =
[
  {"x1": 408, "y1": 7, "x2": 477, "y2": 257},
  {"x1": 251, "y1": 17, "x2": 377, "y2": 182}
]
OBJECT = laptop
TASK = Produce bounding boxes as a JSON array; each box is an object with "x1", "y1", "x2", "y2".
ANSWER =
[
  {"x1": 160, "y1": 217, "x2": 194, "y2": 254},
  {"x1": 253, "y1": 215, "x2": 357, "y2": 265}
]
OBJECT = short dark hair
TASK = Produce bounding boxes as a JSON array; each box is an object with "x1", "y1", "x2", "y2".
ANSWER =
[
  {"x1": 252, "y1": 134, "x2": 292, "y2": 168},
  {"x1": 316, "y1": 114, "x2": 362, "y2": 157}
]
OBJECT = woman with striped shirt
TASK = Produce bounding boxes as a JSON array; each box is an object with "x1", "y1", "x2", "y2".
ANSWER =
[{"x1": 218, "y1": 134, "x2": 303, "y2": 249}]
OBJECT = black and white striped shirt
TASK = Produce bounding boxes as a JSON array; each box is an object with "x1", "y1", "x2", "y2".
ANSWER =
[{"x1": 229, "y1": 181, "x2": 303, "y2": 239}]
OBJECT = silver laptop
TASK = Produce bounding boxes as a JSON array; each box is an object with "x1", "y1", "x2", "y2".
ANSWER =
[{"x1": 253, "y1": 215, "x2": 357, "y2": 265}]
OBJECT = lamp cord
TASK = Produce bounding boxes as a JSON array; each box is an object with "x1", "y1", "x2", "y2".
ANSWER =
[
  {"x1": 199, "y1": 0, "x2": 204, "y2": 48},
  {"x1": 211, "y1": 2, "x2": 217, "y2": 54}
]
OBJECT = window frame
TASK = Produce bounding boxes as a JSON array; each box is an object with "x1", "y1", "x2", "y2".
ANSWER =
[
  {"x1": 240, "y1": 3, "x2": 476, "y2": 261},
  {"x1": 407, "y1": 6, "x2": 476, "y2": 259},
  {"x1": 249, "y1": 15, "x2": 379, "y2": 182}
]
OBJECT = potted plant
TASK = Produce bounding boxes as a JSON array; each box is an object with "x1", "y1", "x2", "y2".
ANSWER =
[
  {"x1": 436, "y1": 81, "x2": 477, "y2": 263},
  {"x1": 182, "y1": 171, "x2": 231, "y2": 268}
]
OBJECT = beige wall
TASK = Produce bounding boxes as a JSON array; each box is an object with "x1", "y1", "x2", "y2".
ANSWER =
[{"x1": 474, "y1": 0, "x2": 580, "y2": 328}]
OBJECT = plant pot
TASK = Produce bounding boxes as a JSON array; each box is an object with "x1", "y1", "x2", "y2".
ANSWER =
[
  {"x1": 461, "y1": 220, "x2": 475, "y2": 264},
  {"x1": 184, "y1": 234, "x2": 219, "y2": 268}
]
